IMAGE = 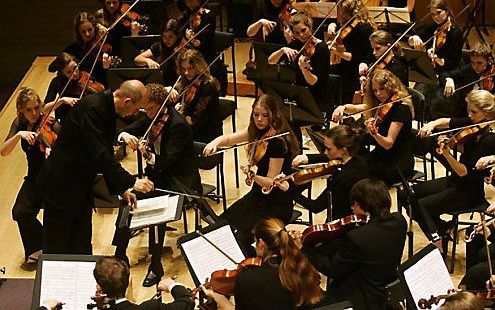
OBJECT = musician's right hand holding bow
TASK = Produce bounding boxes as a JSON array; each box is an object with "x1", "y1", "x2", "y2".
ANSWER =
[
  {"x1": 119, "y1": 132, "x2": 139, "y2": 150},
  {"x1": 39, "y1": 298, "x2": 64, "y2": 310},
  {"x1": 444, "y1": 77, "x2": 456, "y2": 97},
  {"x1": 292, "y1": 154, "x2": 309, "y2": 168},
  {"x1": 476, "y1": 155, "x2": 495, "y2": 184},
  {"x1": 408, "y1": 35, "x2": 424, "y2": 49}
]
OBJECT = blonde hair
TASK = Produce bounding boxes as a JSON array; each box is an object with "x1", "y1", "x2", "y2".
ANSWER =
[
  {"x1": 466, "y1": 90, "x2": 495, "y2": 120},
  {"x1": 364, "y1": 69, "x2": 414, "y2": 118},
  {"x1": 16, "y1": 87, "x2": 42, "y2": 123},
  {"x1": 341, "y1": 0, "x2": 370, "y2": 23},
  {"x1": 253, "y1": 218, "x2": 323, "y2": 307}
]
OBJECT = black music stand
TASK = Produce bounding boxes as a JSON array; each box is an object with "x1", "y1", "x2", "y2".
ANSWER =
[
  {"x1": 107, "y1": 68, "x2": 163, "y2": 90},
  {"x1": 369, "y1": 6, "x2": 410, "y2": 33},
  {"x1": 461, "y1": 0, "x2": 488, "y2": 45},
  {"x1": 120, "y1": 35, "x2": 160, "y2": 67},
  {"x1": 306, "y1": 127, "x2": 326, "y2": 155},
  {"x1": 253, "y1": 42, "x2": 297, "y2": 84},
  {"x1": 401, "y1": 48, "x2": 438, "y2": 85},
  {"x1": 264, "y1": 81, "x2": 324, "y2": 125}
]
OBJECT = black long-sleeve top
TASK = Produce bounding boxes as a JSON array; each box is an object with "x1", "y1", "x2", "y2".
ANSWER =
[{"x1": 178, "y1": 8, "x2": 216, "y2": 61}]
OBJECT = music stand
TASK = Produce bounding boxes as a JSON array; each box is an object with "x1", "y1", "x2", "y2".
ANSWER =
[
  {"x1": 306, "y1": 127, "x2": 327, "y2": 155},
  {"x1": 107, "y1": 68, "x2": 163, "y2": 90},
  {"x1": 120, "y1": 35, "x2": 160, "y2": 67},
  {"x1": 31, "y1": 254, "x2": 99, "y2": 310},
  {"x1": 401, "y1": 48, "x2": 438, "y2": 85},
  {"x1": 397, "y1": 244, "x2": 455, "y2": 309},
  {"x1": 264, "y1": 81, "x2": 324, "y2": 125},
  {"x1": 253, "y1": 42, "x2": 297, "y2": 84},
  {"x1": 368, "y1": 6, "x2": 410, "y2": 31}
]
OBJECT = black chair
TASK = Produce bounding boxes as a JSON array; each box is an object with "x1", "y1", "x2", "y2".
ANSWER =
[
  {"x1": 290, "y1": 182, "x2": 314, "y2": 227},
  {"x1": 218, "y1": 98, "x2": 240, "y2": 188},
  {"x1": 443, "y1": 201, "x2": 490, "y2": 273},
  {"x1": 214, "y1": 31, "x2": 238, "y2": 105},
  {"x1": 312, "y1": 301, "x2": 354, "y2": 310},
  {"x1": 384, "y1": 279, "x2": 406, "y2": 310},
  {"x1": 120, "y1": 35, "x2": 160, "y2": 67}
]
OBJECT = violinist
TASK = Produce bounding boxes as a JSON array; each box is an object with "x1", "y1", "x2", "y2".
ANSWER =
[
  {"x1": 113, "y1": 83, "x2": 202, "y2": 287},
  {"x1": 134, "y1": 19, "x2": 183, "y2": 86},
  {"x1": 327, "y1": 0, "x2": 375, "y2": 104},
  {"x1": 0, "y1": 88, "x2": 60, "y2": 268},
  {"x1": 64, "y1": 12, "x2": 110, "y2": 86},
  {"x1": 203, "y1": 95, "x2": 299, "y2": 254},
  {"x1": 363, "y1": 69, "x2": 415, "y2": 185},
  {"x1": 246, "y1": 0, "x2": 294, "y2": 44},
  {"x1": 172, "y1": 49, "x2": 222, "y2": 143},
  {"x1": 96, "y1": 0, "x2": 141, "y2": 55},
  {"x1": 442, "y1": 43, "x2": 495, "y2": 117},
  {"x1": 296, "y1": 178, "x2": 407, "y2": 310},
  {"x1": 409, "y1": 90, "x2": 495, "y2": 252},
  {"x1": 408, "y1": 0, "x2": 463, "y2": 119},
  {"x1": 201, "y1": 217, "x2": 324, "y2": 310},
  {"x1": 36, "y1": 80, "x2": 154, "y2": 255},
  {"x1": 268, "y1": 10, "x2": 330, "y2": 111},
  {"x1": 358, "y1": 30, "x2": 408, "y2": 86},
  {"x1": 45, "y1": 53, "x2": 97, "y2": 123},
  {"x1": 289, "y1": 125, "x2": 368, "y2": 220}
]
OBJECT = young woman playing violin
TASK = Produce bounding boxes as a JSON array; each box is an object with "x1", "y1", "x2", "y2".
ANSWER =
[
  {"x1": 45, "y1": 53, "x2": 104, "y2": 123},
  {"x1": 442, "y1": 43, "x2": 495, "y2": 117},
  {"x1": 171, "y1": 49, "x2": 222, "y2": 143},
  {"x1": 288, "y1": 125, "x2": 368, "y2": 220},
  {"x1": 64, "y1": 12, "x2": 111, "y2": 86},
  {"x1": 358, "y1": 30, "x2": 408, "y2": 86},
  {"x1": 411, "y1": 90, "x2": 495, "y2": 252},
  {"x1": 134, "y1": 19, "x2": 183, "y2": 86},
  {"x1": 1, "y1": 88, "x2": 60, "y2": 268},
  {"x1": 362, "y1": 69, "x2": 415, "y2": 185},
  {"x1": 247, "y1": 0, "x2": 295, "y2": 44},
  {"x1": 268, "y1": 10, "x2": 330, "y2": 111},
  {"x1": 202, "y1": 217, "x2": 324, "y2": 310},
  {"x1": 327, "y1": 0, "x2": 376, "y2": 104},
  {"x1": 294, "y1": 178, "x2": 407, "y2": 310},
  {"x1": 203, "y1": 95, "x2": 299, "y2": 254}
]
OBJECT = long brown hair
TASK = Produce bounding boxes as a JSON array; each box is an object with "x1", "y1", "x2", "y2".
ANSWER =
[
  {"x1": 247, "y1": 95, "x2": 299, "y2": 157},
  {"x1": 74, "y1": 12, "x2": 98, "y2": 46},
  {"x1": 364, "y1": 69, "x2": 414, "y2": 118},
  {"x1": 176, "y1": 49, "x2": 219, "y2": 90},
  {"x1": 253, "y1": 218, "x2": 323, "y2": 307},
  {"x1": 369, "y1": 30, "x2": 402, "y2": 57},
  {"x1": 323, "y1": 125, "x2": 364, "y2": 157}
]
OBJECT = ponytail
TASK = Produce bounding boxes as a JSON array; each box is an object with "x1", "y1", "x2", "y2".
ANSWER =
[{"x1": 323, "y1": 124, "x2": 364, "y2": 157}]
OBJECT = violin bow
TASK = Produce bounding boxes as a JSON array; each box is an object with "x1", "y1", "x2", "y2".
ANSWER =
[
  {"x1": 428, "y1": 119, "x2": 495, "y2": 137},
  {"x1": 196, "y1": 230, "x2": 240, "y2": 265},
  {"x1": 203, "y1": 132, "x2": 290, "y2": 156},
  {"x1": 342, "y1": 95, "x2": 412, "y2": 119},
  {"x1": 365, "y1": 22, "x2": 416, "y2": 78},
  {"x1": 454, "y1": 72, "x2": 495, "y2": 93},
  {"x1": 179, "y1": 0, "x2": 212, "y2": 34},
  {"x1": 294, "y1": 0, "x2": 344, "y2": 59},
  {"x1": 159, "y1": 24, "x2": 209, "y2": 68},
  {"x1": 327, "y1": 0, "x2": 371, "y2": 51},
  {"x1": 480, "y1": 211, "x2": 495, "y2": 288}
]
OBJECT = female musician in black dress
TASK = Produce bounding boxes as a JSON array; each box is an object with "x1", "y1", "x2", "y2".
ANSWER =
[
  {"x1": 202, "y1": 217, "x2": 324, "y2": 310},
  {"x1": 268, "y1": 10, "x2": 330, "y2": 112},
  {"x1": 203, "y1": 95, "x2": 299, "y2": 253},
  {"x1": 411, "y1": 90, "x2": 495, "y2": 251},
  {"x1": 64, "y1": 12, "x2": 110, "y2": 86},
  {"x1": 134, "y1": 19, "x2": 183, "y2": 86},
  {"x1": 247, "y1": 0, "x2": 294, "y2": 44},
  {"x1": 327, "y1": 0, "x2": 376, "y2": 104},
  {"x1": 363, "y1": 69, "x2": 415, "y2": 185},
  {"x1": 1, "y1": 88, "x2": 60, "y2": 267},
  {"x1": 172, "y1": 49, "x2": 222, "y2": 143},
  {"x1": 289, "y1": 125, "x2": 369, "y2": 220},
  {"x1": 408, "y1": 0, "x2": 464, "y2": 119}
]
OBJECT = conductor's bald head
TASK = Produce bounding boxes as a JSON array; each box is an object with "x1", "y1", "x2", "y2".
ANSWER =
[{"x1": 114, "y1": 80, "x2": 148, "y2": 117}]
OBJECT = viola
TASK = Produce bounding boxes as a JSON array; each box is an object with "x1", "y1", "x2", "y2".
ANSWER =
[
  {"x1": 301, "y1": 214, "x2": 368, "y2": 247},
  {"x1": 77, "y1": 71, "x2": 105, "y2": 95},
  {"x1": 179, "y1": 78, "x2": 202, "y2": 114},
  {"x1": 245, "y1": 127, "x2": 277, "y2": 186},
  {"x1": 329, "y1": 18, "x2": 360, "y2": 65},
  {"x1": 262, "y1": 159, "x2": 344, "y2": 194},
  {"x1": 34, "y1": 115, "x2": 57, "y2": 153}
]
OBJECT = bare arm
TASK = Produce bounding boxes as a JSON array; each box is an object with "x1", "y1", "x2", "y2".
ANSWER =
[
  {"x1": 371, "y1": 121, "x2": 404, "y2": 150},
  {"x1": 134, "y1": 49, "x2": 156, "y2": 67},
  {"x1": 203, "y1": 128, "x2": 249, "y2": 155},
  {"x1": 253, "y1": 157, "x2": 284, "y2": 188}
]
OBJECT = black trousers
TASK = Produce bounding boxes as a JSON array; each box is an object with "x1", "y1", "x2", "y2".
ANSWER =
[
  {"x1": 411, "y1": 177, "x2": 486, "y2": 239},
  {"x1": 12, "y1": 178, "x2": 43, "y2": 259},
  {"x1": 460, "y1": 235, "x2": 495, "y2": 290},
  {"x1": 42, "y1": 201, "x2": 93, "y2": 254}
]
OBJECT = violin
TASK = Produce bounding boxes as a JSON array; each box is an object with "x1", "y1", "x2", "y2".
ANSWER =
[
  {"x1": 188, "y1": 7, "x2": 208, "y2": 47},
  {"x1": 418, "y1": 290, "x2": 495, "y2": 308},
  {"x1": 371, "y1": 94, "x2": 400, "y2": 126},
  {"x1": 276, "y1": 0, "x2": 295, "y2": 32},
  {"x1": 118, "y1": 3, "x2": 148, "y2": 33},
  {"x1": 329, "y1": 18, "x2": 360, "y2": 65},
  {"x1": 77, "y1": 71, "x2": 105, "y2": 95},
  {"x1": 302, "y1": 36, "x2": 318, "y2": 60},
  {"x1": 262, "y1": 159, "x2": 343, "y2": 194},
  {"x1": 86, "y1": 35, "x2": 122, "y2": 68},
  {"x1": 87, "y1": 291, "x2": 116, "y2": 309},
  {"x1": 481, "y1": 61, "x2": 495, "y2": 92},
  {"x1": 245, "y1": 127, "x2": 277, "y2": 186},
  {"x1": 179, "y1": 78, "x2": 202, "y2": 113},
  {"x1": 437, "y1": 121, "x2": 490, "y2": 153},
  {"x1": 431, "y1": 20, "x2": 452, "y2": 68},
  {"x1": 301, "y1": 214, "x2": 367, "y2": 247},
  {"x1": 33, "y1": 115, "x2": 57, "y2": 153}
]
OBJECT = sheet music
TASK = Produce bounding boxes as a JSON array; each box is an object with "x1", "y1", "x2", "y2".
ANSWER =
[
  {"x1": 403, "y1": 248, "x2": 454, "y2": 309},
  {"x1": 40, "y1": 261, "x2": 96, "y2": 310},
  {"x1": 130, "y1": 195, "x2": 179, "y2": 229},
  {"x1": 181, "y1": 225, "x2": 246, "y2": 284}
]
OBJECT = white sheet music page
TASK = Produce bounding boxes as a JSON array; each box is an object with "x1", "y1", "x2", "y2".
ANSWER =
[
  {"x1": 130, "y1": 195, "x2": 178, "y2": 229},
  {"x1": 181, "y1": 225, "x2": 246, "y2": 284},
  {"x1": 40, "y1": 260, "x2": 96, "y2": 310},
  {"x1": 403, "y1": 248, "x2": 454, "y2": 309}
]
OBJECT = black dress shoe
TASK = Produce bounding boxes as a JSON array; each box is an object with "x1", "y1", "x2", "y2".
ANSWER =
[{"x1": 142, "y1": 270, "x2": 163, "y2": 287}]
